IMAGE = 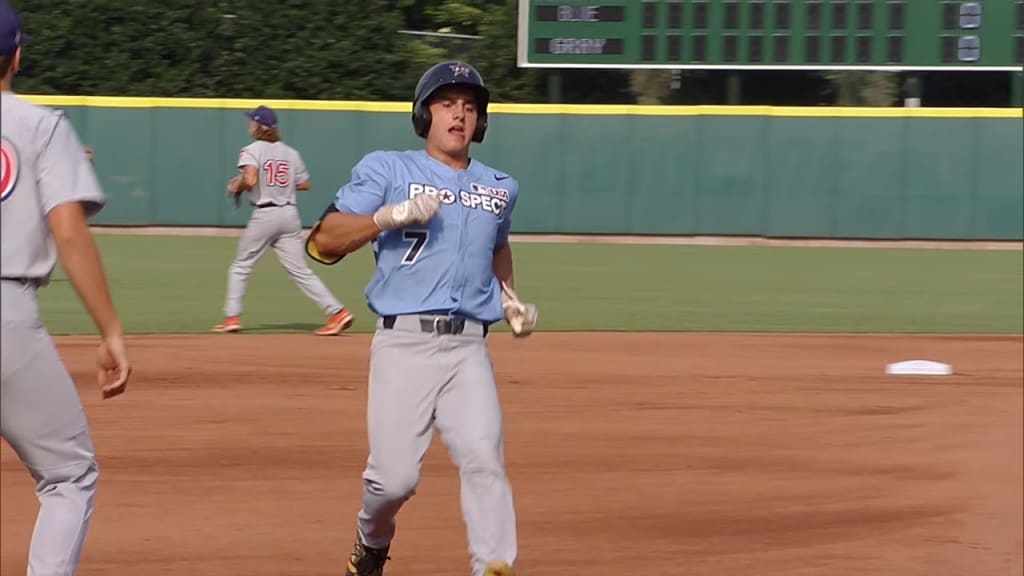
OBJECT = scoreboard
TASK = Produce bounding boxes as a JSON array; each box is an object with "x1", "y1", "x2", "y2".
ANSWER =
[{"x1": 517, "y1": 0, "x2": 1024, "y2": 70}]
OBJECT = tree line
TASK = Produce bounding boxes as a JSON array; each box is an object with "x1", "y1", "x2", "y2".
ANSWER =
[{"x1": 12, "y1": 0, "x2": 1014, "y2": 107}]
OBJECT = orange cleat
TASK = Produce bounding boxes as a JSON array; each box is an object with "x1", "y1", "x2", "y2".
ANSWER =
[
  {"x1": 212, "y1": 316, "x2": 242, "y2": 333},
  {"x1": 315, "y1": 309, "x2": 354, "y2": 336}
]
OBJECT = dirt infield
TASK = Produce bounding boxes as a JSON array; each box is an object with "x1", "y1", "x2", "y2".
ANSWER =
[{"x1": 2, "y1": 333, "x2": 1022, "y2": 576}]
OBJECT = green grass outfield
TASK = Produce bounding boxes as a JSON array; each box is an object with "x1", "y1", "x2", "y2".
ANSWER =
[{"x1": 36, "y1": 235, "x2": 1023, "y2": 335}]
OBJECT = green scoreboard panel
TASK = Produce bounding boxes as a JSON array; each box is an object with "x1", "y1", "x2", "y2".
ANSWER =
[{"x1": 517, "y1": 1, "x2": 1024, "y2": 70}]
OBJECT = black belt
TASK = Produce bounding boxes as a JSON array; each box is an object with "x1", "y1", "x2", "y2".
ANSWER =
[
  {"x1": 381, "y1": 315, "x2": 488, "y2": 337},
  {"x1": 0, "y1": 277, "x2": 41, "y2": 288},
  {"x1": 252, "y1": 202, "x2": 292, "y2": 208}
]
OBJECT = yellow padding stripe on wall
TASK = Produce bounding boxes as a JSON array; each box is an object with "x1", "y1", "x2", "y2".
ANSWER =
[{"x1": 19, "y1": 94, "x2": 1024, "y2": 118}]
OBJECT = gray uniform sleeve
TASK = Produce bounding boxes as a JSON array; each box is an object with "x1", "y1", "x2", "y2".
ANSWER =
[
  {"x1": 294, "y1": 150, "x2": 310, "y2": 185},
  {"x1": 238, "y1": 144, "x2": 259, "y2": 169},
  {"x1": 37, "y1": 114, "x2": 106, "y2": 217}
]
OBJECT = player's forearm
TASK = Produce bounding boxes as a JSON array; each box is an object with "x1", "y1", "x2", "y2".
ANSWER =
[
  {"x1": 240, "y1": 166, "x2": 258, "y2": 189},
  {"x1": 314, "y1": 211, "x2": 381, "y2": 257},
  {"x1": 492, "y1": 243, "x2": 515, "y2": 288},
  {"x1": 48, "y1": 204, "x2": 124, "y2": 338}
]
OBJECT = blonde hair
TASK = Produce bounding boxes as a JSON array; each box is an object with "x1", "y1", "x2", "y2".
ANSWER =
[{"x1": 254, "y1": 124, "x2": 280, "y2": 143}]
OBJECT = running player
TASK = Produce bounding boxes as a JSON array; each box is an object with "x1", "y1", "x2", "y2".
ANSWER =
[{"x1": 306, "y1": 61, "x2": 537, "y2": 576}]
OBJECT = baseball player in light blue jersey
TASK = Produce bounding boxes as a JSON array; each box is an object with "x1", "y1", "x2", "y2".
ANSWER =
[
  {"x1": 214, "y1": 105, "x2": 353, "y2": 335},
  {"x1": 305, "y1": 61, "x2": 537, "y2": 576},
  {"x1": 1, "y1": 2, "x2": 132, "y2": 574}
]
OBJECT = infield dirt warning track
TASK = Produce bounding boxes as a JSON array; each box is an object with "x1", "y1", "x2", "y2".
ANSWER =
[{"x1": 2, "y1": 333, "x2": 1022, "y2": 576}]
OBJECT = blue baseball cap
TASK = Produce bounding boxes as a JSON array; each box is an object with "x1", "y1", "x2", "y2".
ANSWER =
[
  {"x1": 0, "y1": 1, "x2": 26, "y2": 57},
  {"x1": 245, "y1": 105, "x2": 277, "y2": 128}
]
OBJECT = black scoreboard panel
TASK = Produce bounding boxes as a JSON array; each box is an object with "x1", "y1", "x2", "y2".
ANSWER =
[{"x1": 518, "y1": 0, "x2": 1024, "y2": 70}]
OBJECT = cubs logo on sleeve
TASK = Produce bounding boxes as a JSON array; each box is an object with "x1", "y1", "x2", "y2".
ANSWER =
[{"x1": 1, "y1": 137, "x2": 19, "y2": 203}]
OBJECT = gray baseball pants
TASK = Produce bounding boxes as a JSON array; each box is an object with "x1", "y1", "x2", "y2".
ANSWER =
[
  {"x1": 223, "y1": 204, "x2": 343, "y2": 317},
  {"x1": 1, "y1": 279, "x2": 99, "y2": 576},
  {"x1": 355, "y1": 315, "x2": 517, "y2": 576}
]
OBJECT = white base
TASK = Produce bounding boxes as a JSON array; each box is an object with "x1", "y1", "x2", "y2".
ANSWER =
[{"x1": 886, "y1": 360, "x2": 953, "y2": 376}]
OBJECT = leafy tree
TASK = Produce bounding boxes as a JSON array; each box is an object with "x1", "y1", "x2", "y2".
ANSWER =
[
  {"x1": 8, "y1": 0, "x2": 1013, "y2": 106},
  {"x1": 821, "y1": 72, "x2": 900, "y2": 106},
  {"x1": 15, "y1": 0, "x2": 426, "y2": 100},
  {"x1": 473, "y1": 0, "x2": 538, "y2": 102}
]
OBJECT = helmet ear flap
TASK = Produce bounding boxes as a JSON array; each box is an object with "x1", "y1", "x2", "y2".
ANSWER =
[
  {"x1": 412, "y1": 103, "x2": 431, "y2": 139},
  {"x1": 413, "y1": 104, "x2": 486, "y2": 142},
  {"x1": 472, "y1": 112, "x2": 487, "y2": 143}
]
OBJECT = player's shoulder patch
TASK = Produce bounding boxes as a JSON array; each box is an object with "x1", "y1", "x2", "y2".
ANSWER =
[{"x1": 1, "y1": 136, "x2": 21, "y2": 203}]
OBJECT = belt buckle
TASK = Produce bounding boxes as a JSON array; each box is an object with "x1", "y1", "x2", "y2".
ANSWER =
[{"x1": 428, "y1": 316, "x2": 464, "y2": 335}]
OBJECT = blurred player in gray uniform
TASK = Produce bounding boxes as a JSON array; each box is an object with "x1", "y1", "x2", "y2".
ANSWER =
[
  {"x1": 0, "y1": 2, "x2": 132, "y2": 574},
  {"x1": 214, "y1": 105, "x2": 353, "y2": 336}
]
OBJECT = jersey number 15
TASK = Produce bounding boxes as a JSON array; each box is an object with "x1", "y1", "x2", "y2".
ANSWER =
[{"x1": 263, "y1": 160, "x2": 290, "y2": 187}]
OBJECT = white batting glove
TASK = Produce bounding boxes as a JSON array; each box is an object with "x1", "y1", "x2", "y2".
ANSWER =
[
  {"x1": 500, "y1": 282, "x2": 538, "y2": 338},
  {"x1": 374, "y1": 194, "x2": 441, "y2": 231}
]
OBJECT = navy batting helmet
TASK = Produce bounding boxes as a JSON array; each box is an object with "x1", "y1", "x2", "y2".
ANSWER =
[{"x1": 412, "y1": 61, "x2": 490, "y2": 143}]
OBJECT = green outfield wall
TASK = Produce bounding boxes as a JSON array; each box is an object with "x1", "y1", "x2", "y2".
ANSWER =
[{"x1": 26, "y1": 96, "x2": 1024, "y2": 240}]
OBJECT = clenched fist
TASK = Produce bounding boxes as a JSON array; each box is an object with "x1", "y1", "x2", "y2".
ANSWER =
[{"x1": 373, "y1": 193, "x2": 441, "y2": 230}]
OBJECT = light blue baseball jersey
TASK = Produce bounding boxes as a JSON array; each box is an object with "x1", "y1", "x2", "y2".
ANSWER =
[{"x1": 334, "y1": 149, "x2": 518, "y2": 324}]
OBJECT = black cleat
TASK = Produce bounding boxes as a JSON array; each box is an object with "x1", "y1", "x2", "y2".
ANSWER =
[{"x1": 344, "y1": 533, "x2": 390, "y2": 576}]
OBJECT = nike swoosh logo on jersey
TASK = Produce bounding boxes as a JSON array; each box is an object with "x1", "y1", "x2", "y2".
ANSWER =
[{"x1": 495, "y1": 174, "x2": 510, "y2": 180}]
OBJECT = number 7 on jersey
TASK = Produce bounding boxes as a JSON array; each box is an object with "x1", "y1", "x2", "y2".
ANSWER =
[{"x1": 401, "y1": 230, "x2": 429, "y2": 265}]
